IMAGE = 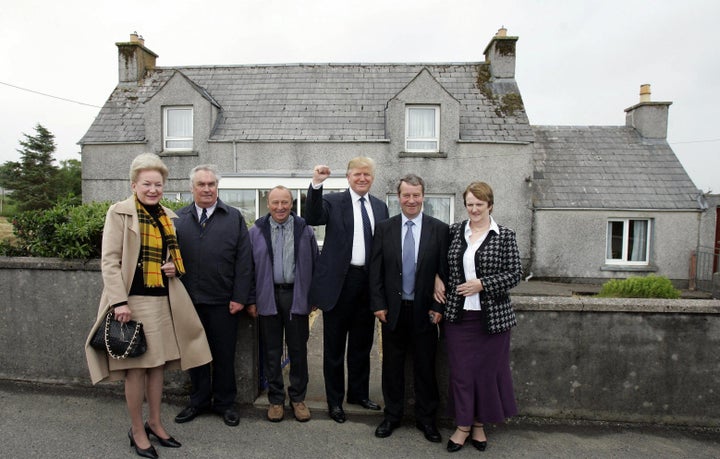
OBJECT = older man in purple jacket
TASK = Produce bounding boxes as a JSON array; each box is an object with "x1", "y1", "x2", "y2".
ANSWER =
[{"x1": 247, "y1": 186, "x2": 318, "y2": 423}]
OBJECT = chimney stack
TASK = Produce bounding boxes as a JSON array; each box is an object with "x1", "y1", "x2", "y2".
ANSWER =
[
  {"x1": 483, "y1": 26, "x2": 518, "y2": 79},
  {"x1": 624, "y1": 84, "x2": 672, "y2": 139},
  {"x1": 116, "y1": 32, "x2": 158, "y2": 84}
]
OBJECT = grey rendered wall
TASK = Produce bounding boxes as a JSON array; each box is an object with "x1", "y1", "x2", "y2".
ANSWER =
[
  {"x1": 3, "y1": 258, "x2": 720, "y2": 426},
  {"x1": 531, "y1": 209, "x2": 699, "y2": 283}
]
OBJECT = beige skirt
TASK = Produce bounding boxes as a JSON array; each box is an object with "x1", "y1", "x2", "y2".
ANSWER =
[{"x1": 108, "y1": 295, "x2": 181, "y2": 371}]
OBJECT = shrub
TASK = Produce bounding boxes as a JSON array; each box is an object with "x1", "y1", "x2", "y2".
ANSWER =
[
  {"x1": 0, "y1": 198, "x2": 189, "y2": 259},
  {"x1": 597, "y1": 275, "x2": 681, "y2": 299}
]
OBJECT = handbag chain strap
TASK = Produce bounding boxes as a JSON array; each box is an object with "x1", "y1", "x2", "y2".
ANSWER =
[{"x1": 103, "y1": 312, "x2": 142, "y2": 360}]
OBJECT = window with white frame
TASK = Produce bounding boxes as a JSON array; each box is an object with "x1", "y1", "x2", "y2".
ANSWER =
[
  {"x1": 405, "y1": 106, "x2": 439, "y2": 152},
  {"x1": 163, "y1": 106, "x2": 193, "y2": 151},
  {"x1": 387, "y1": 194, "x2": 454, "y2": 224},
  {"x1": 216, "y1": 176, "x2": 349, "y2": 244},
  {"x1": 606, "y1": 218, "x2": 651, "y2": 264}
]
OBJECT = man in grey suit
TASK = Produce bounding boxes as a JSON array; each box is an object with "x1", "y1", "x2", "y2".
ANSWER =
[{"x1": 370, "y1": 174, "x2": 449, "y2": 442}]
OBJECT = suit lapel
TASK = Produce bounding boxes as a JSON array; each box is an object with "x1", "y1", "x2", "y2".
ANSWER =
[
  {"x1": 416, "y1": 214, "x2": 431, "y2": 273},
  {"x1": 341, "y1": 190, "x2": 354, "y2": 237},
  {"x1": 390, "y1": 215, "x2": 403, "y2": 270}
]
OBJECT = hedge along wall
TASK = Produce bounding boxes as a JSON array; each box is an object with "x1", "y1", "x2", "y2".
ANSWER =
[{"x1": 1, "y1": 257, "x2": 719, "y2": 426}]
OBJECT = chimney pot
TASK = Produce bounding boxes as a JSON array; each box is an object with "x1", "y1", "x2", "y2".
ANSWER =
[
  {"x1": 130, "y1": 32, "x2": 139, "y2": 43},
  {"x1": 496, "y1": 26, "x2": 507, "y2": 37},
  {"x1": 639, "y1": 84, "x2": 651, "y2": 102}
]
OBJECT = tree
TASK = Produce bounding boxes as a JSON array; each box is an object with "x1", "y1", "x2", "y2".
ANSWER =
[
  {"x1": 0, "y1": 124, "x2": 64, "y2": 211},
  {"x1": 55, "y1": 159, "x2": 82, "y2": 205}
]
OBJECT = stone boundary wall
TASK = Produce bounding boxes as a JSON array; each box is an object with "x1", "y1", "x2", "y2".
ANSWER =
[{"x1": 1, "y1": 257, "x2": 718, "y2": 426}]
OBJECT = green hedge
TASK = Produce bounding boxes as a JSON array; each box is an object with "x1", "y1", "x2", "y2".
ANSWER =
[
  {"x1": 0, "y1": 198, "x2": 187, "y2": 259},
  {"x1": 597, "y1": 275, "x2": 681, "y2": 299}
]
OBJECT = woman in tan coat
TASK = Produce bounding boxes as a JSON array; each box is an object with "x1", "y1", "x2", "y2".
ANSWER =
[{"x1": 85, "y1": 153, "x2": 211, "y2": 459}]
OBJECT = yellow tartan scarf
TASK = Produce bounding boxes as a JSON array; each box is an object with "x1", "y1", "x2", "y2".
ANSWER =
[{"x1": 135, "y1": 198, "x2": 185, "y2": 287}]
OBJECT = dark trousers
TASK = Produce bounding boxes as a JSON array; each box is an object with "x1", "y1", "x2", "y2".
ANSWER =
[
  {"x1": 381, "y1": 301, "x2": 439, "y2": 425},
  {"x1": 323, "y1": 266, "x2": 375, "y2": 408},
  {"x1": 189, "y1": 304, "x2": 238, "y2": 411},
  {"x1": 258, "y1": 287, "x2": 310, "y2": 405}
]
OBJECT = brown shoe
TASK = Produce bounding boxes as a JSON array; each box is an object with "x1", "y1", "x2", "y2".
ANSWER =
[
  {"x1": 291, "y1": 401, "x2": 311, "y2": 422},
  {"x1": 267, "y1": 404, "x2": 284, "y2": 422}
]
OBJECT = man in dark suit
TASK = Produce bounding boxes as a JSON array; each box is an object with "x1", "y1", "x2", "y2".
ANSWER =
[
  {"x1": 304, "y1": 157, "x2": 389, "y2": 423},
  {"x1": 174, "y1": 165, "x2": 252, "y2": 427},
  {"x1": 369, "y1": 174, "x2": 449, "y2": 442}
]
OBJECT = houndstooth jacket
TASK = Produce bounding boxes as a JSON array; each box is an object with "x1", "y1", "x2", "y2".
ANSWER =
[{"x1": 443, "y1": 220, "x2": 522, "y2": 334}]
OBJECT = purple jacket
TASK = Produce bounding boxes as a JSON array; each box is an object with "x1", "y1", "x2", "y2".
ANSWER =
[{"x1": 248, "y1": 213, "x2": 318, "y2": 316}]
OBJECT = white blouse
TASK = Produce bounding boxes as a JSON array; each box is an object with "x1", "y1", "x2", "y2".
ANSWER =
[{"x1": 461, "y1": 217, "x2": 499, "y2": 311}]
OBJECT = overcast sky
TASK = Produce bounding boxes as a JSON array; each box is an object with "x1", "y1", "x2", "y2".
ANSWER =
[{"x1": 1, "y1": 0, "x2": 718, "y2": 192}]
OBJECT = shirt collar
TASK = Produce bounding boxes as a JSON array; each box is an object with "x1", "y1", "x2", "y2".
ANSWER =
[
  {"x1": 348, "y1": 188, "x2": 367, "y2": 203},
  {"x1": 465, "y1": 215, "x2": 500, "y2": 236},
  {"x1": 401, "y1": 213, "x2": 423, "y2": 226}
]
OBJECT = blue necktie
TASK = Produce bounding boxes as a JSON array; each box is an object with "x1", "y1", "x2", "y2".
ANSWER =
[
  {"x1": 273, "y1": 224, "x2": 285, "y2": 284},
  {"x1": 199, "y1": 208, "x2": 208, "y2": 228},
  {"x1": 402, "y1": 220, "x2": 415, "y2": 299},
  {"x1": 359, "y1": 197, "x2": 373, "y2": 266}
]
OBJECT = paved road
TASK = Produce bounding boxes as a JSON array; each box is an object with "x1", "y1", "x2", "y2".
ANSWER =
[{"x1": 2, "y1": 380, "x2": 719, "y2": 459}]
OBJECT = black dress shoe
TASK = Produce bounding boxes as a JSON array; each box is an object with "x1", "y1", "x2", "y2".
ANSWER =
[
  {"x1": 128, "y1": 428, "x2": 158, "y2": 459},
  {"x1": 222, "y1": 408, "x2": 240, "y2": 426},
  {"x1": 175, "y1": 405, "x2": 204, "y2": 424},
  {"x1": 374, "y1": 419, "x2": 401, "y2": 438},
  {"x1": 446, "y1": 427, "x2": 470, "y2": 453},
  {"x1": 328, "y1": 406, "x2": 346, "y2": 423},
  {"x1": 472, "y1": 439, "x2": 488, "y2": 451},
  {"x1": 144, "y1": 421, "x2": 181, "y2": 448},
  {"x1": 347, "y1": 398, "x2": 381, "y2": 411},
  {"x1": 415, "y1": 421, "x2": 441, "y2": 443}
]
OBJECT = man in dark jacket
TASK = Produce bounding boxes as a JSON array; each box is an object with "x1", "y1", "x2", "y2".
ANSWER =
[
  {"x1": 248, "y1": 186, "x2": 318, "y2": 423},
  {"x1": 304, "y1": 157, "x2": 389, "y2": 423},
  {"x1": 174, "y1": 164, "x2": 252, "y2": 427}
]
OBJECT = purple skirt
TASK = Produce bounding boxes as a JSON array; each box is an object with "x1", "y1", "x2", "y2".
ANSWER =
[{"x1": 444, "y1": 310, "x2": 517, "y2": 425}]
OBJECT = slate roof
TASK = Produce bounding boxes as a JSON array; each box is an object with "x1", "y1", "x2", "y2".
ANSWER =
[
  {"x1": 532, "y1": 126, "x2": 701, "y2": 210},
  {"x1": 80, "y1": 63, "x2": 532, "y2": 144}
]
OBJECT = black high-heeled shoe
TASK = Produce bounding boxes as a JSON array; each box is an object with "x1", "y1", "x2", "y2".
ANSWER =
[
  {"x1": 145, "y1": 421, "x2": 182, "y2": 447},
  {"x1": 128, "y1": 428, "x2": 159, "y2": 459},
  {"x1": 446, "y1": 427, "x2": 471, "y2": 453},
  {"x1": 472, "y1": 423, "x2": 488, "y2": 451}
]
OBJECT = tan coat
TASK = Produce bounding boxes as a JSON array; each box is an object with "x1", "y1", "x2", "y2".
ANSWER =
[{"x1": 85, "y1": 196, "x2": 212, "y2": 384}]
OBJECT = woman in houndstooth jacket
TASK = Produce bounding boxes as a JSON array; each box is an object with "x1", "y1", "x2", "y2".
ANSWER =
[{"x1": 434, "y1": 181, "x2": 522, "y2": 453}]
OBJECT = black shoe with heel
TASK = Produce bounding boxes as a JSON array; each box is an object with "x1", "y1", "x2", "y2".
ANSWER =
[
  {"x1": 446, "y1": 427, "x2": 470, "y2": 453},
  {"x1": 128, "y1": 428, "x2": 158, "y2": 459},
  {"x1": 472, "y1": 423, "x2": 487, "y2": 451},
  {"x1": 145, "y1": 421, "x2": 181, "y2": 448}
]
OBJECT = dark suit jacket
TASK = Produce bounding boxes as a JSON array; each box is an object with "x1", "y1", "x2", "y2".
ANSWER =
[
  {"x1": 369, "y1": 213, "x2": 449, "y2": 333},
  {"x1": 305, "y1": 186, "x2": 389, "y2": 311}
]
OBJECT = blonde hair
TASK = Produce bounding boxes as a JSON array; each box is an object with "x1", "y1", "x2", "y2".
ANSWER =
[
  {"x1": 130, "y1": 153, "x2": 169, "y2": 183},
  {"x1": 346, "y1": 156, "x2": 376, "y2": 176}
]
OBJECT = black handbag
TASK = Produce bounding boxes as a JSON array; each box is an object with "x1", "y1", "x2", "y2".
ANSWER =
[{"x1": 90, "y1": 312, "x2": 147, "y2": 359}]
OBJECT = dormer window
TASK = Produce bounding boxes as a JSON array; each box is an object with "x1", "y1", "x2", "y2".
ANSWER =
[
  {"x1": 405, "y1": 105, "x2": 439, "y2": 152},
  {"x1": 163, "y1": 106, "x2": 193, "y2": 151}
]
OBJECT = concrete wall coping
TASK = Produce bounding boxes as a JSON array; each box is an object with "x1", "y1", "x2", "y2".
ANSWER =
[
  {"x1": 0, "y1": 257, "x2": 100, "y2": 271},
  {"x1": 514, "y1": 295, "x2": 720, "y2": 314}
]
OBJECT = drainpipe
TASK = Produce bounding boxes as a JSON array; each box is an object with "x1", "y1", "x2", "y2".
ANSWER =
[{"x1": 233, "y1": 141, "x2": 238, "y2": 173}]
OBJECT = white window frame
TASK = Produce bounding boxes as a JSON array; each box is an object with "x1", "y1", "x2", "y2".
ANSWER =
[
  {"x1": 386, "y1": 193, "x2": 454, "y2": 224},
  {"x1": 605, "y1": 218, "x2": 651, "y2": 265},
  {"x1": 405, "y1": 105, "x2": 440, "y2": 153},
  {"x1": 163, "y1": 106, "x2": 193, "y2": 151},
  {"x1": 219, "y1": 176, "x2": 348, "y2": 245}
]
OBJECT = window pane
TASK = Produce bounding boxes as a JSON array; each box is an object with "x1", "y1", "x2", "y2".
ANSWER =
[
  {"x1": 607, "y1": 221, "x2": 624, "y2": 260},
  {"x1": 424, "y1": 197, "x2": 451, "y2": 223},
  {"x1": 386, "y1": 195, "x2": 452, "y2": 224},
  {"x1": 166, "y1": 139, "x2": 193, "y2": 149},
  {"x1": 167, "y1": 109, "x2": 192, "y2": 137},
  {"x1": 408, "y1": 108, "x2": 436, "y2": 138},
  {"x1": 628, "y1": 220, "x2": 648, "y2": 261},
  {"x1": 407, "y1": 140, "x2": 438, "y2": 150},
  {"x1": 219, "y1": 189, "x2": 256, "y2": 224}
]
